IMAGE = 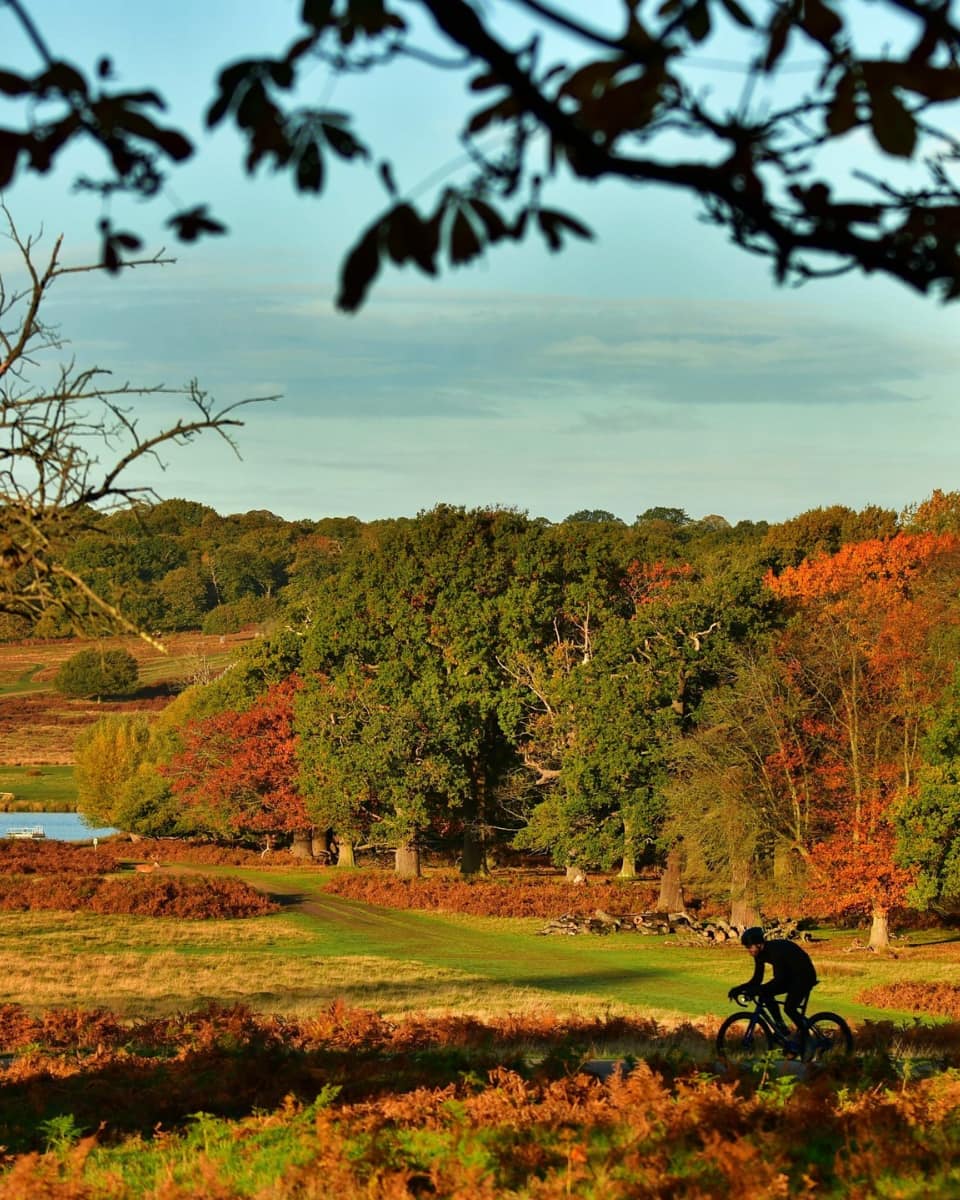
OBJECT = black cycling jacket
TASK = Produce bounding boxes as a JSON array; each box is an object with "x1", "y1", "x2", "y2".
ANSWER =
[{"x1": 742, "y1": 939, "x2": 817, "y2": 993}]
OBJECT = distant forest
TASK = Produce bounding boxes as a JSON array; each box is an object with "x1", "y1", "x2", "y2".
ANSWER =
[
  {"x1": 31, "y1": 490, "x2": 960, "y2": 950},
  {"x1": 0, "y1": 495, "x2": 919, "y2": 642}
]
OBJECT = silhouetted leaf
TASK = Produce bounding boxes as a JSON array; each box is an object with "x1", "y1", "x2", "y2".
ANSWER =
[
  {"x1": 686, "y1": 0, "x2": 711, "y2": 43},
  {"x1": 718, "y1": 0, "x2": 753, "y2": 28},
  {"x1": 469, "y1": 69, "x2": 501, "y2": 92},
  {"x1": 35, "y1": 61, "x2": 88, "y2": 98},
  {"x1": 801, "y1": 0, "x2": 843, "y2": 46},
  {"x1": 385, "y1": 202, "x2": 436, "y2": 272},
  {"x1": 826, "y1": 72, "x2": 859, "y2": 136},
  {"x1": 559, "y1": 59, "x2": 619, "y2": 104},
  {"x1": 321, "y1": 118, "x2": 368, "y2": 161},
  {"x1": 98, "y1": 221, "x2": 142, "y2": 274},
  {"x1": 866, "y1": 60, "x2": 960, "y2": 102},
  {"x1": 379, "y1": 160, "x2": 398, "y2": 196},
  {"x1": 449, "y1": 209, "x2": 481, "y2": 265},
  {"x1": 763, "y1": 6, "x2": 793, "y2": 72},
  {"x1": 301, "y1": 0, "x2": 335, "y2": 29},
  {"x1": 101, "y1": 107, "x2": 193, "y2": 161},
  {"x1": 296, "y1": 142, "x2": 324, "y2": 191},
  {"x1": 0, "y1": 129, "x2": 23, "y2": 187},
  {"x1": 337, "y1": 223, "x2": 382, "y2": 312},
  {"x1": 468, "y1": 199, "x2": 509, "y2": 244},
  {"x1": 467, "y1": 95, "x2": 519, "y2": 135},
  {"x1": 167, "y1": 206, "x2": 228, "y2": 242},
  {"x1": 535, "y1": 208, "x2": 593, "y2": 252},
  {"x1": 26, "y1": 116, "x2": 81, "y2": 171},
  {"x1": 867, "y1": 80, "x2": 917, "y2": 157}
]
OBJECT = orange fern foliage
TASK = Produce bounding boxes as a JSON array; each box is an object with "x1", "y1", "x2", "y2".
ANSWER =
[
  {"x1": 0, "y1": 873, "x2": 278, "y2": 918},
  {"x1": 857, "y1": 981, "x2": 960, "y2": 1020},
  {"x1": 319, "y1": 871, "x2": 658, "y2": 918},
  {"x1": 4, "y1": 1001, "x2": 960, "y2": 1196}
]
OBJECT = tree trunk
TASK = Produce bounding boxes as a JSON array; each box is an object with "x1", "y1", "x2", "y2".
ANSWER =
[
  {"x1": 395, "y1": 844, "x2": 421, "y2": 878},
  {"x1": 657, "y1": 846, "x2": 685, "y2": 912},
  {"x1": 289, "y1": 829, "x2": 313, "y2": 859},
  {"x1": 729, "y1": 857, "x2": 760, "y2": 928},
  {"x1": 619, "y1": 814, "x2": 637, "y2": 878},
  {"x1": 461, "y1": 825, "x2": 487, "y2": 876},
  {"x1": 336, "y1": 839, "x2": 356, "y2": 869},
  {"x1": 868, "y1": 906, "x2": 890, "y2": 951}
]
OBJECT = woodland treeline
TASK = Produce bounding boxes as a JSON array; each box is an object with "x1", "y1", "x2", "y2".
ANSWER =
[{"x1": 51, "y1": 489, "x2": 960, "y2": 951}]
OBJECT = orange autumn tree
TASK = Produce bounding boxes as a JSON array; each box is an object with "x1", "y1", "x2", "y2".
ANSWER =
[
  {"x1": 766, "y1": 533, "x2": 960, "y2": 948},
  {"x1": 164, "y1": 676, "x2": 312, "y2": 852}
]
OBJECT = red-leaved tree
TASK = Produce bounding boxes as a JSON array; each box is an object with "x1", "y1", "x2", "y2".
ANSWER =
[
  {"x1": 766, "y1": 533, "x2": 960, "y2": 947},
  {"x1": 164, "y1": 677, "x2": 311, "y2": 850}
]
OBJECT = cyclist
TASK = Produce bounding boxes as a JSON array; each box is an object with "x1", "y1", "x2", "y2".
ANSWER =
[{"x1": 729, "y1": 927, "x2": 817, "y2": 1048}]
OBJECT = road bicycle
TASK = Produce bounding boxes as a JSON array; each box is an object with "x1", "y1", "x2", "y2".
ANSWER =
[{"x1": 716, "y1": 988, "x2": 854, "y2": 1065}]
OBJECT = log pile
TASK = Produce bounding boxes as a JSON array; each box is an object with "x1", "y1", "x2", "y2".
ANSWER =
[{"x1": 537, "y1": 910, "x2": 811, "y2": 943}]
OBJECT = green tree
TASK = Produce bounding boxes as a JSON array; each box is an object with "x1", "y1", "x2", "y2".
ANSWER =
[
  {"x1": 54, "y1": 647, "x2": 139, "y2": 699},
  {"x1": 297, "y1": 506, "x2": 562, "y2": 874},
  {"x1": 762, "y1": 504, "x2": 899, "y2": 569},
  {"x1": 896, "y1": 672, "x2": 960, "y2": 912},
  {"x1": 665, "y1": 644, "x2": 816, "y2": 924},
  {"x1": 4, "y1": 4, "x2": 959, "y2": 307},
  {"x1": 75, "y1": 714, "x2": 153, "y2": 828},
  {"x1": 564, "y1": 510, "x2": 625, "y2": 525},
  {"x1": 512, "y1": 547, "x2": 775, "y2": 883},
  {"x1": 156, "y1": 565, "x2": 215, "y2": 630}
]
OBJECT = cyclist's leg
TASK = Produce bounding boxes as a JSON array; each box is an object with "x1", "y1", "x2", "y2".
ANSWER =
[
  {"x1": 783, "y1": 986, "x2": 811, "y2": 1041},
  {"x1": 757, "y1": 982, "x2": 790, "y2": 1035}
]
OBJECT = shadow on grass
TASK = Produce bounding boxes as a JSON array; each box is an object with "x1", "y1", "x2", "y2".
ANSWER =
[{"x1": 268, "y1": 891, "x2": 307, "y2": 908}]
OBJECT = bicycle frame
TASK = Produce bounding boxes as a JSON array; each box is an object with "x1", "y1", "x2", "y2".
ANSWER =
[
  {"x1": 718, "y1": 989, "x2": 854, "y2": 1063},
  {"x1": 735, "y1": 997, "x2": 796, "y2": 1050}
]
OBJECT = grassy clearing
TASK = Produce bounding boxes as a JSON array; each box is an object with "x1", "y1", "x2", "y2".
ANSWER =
[
  {"x1": 0, "y1": 872, "x2": 946, "y2": 1027},
  {"x1": 0, "y1": 764, "x2": 76, "y2": 810}
]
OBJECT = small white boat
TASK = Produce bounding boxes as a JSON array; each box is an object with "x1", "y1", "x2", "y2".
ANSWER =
[{"x1": 6, "y1": 826, "x2": 45, "y2": 840}]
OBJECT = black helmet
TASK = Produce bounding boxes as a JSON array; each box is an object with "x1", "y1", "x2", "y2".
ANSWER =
[{"x1": 741, "y1": 926, "x2": 765, "y2": 947}]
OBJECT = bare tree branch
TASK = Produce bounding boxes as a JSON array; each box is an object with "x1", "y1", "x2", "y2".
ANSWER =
[{"x1": 0, "y1": 206, "x2": 277, "y2": 645}]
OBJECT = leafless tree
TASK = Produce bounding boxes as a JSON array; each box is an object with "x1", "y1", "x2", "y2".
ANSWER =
[{"x1": 0, "y1": 205, "x2": 273, "y2": 646}]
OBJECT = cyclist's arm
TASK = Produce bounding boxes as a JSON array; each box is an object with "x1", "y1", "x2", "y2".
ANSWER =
[{"x1": 732, "y1": 959, "x2": 765, "y2": 996}]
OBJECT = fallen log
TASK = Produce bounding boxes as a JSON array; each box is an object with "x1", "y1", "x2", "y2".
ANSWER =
[{"x1": 537, "y1": 912, "x2": 812, "y2": 941}]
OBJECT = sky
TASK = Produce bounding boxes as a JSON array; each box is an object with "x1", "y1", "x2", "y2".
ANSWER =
[{"x1": 1, "y1": 0, "x2": 957, "y2": 528}]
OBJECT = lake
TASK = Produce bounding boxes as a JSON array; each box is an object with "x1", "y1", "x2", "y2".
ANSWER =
[{"x1": 0, "y1": 812, "x2": 118, "y2": 841}]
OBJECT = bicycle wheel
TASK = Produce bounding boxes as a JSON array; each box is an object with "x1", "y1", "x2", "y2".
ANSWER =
[
  {"x1": 716, "y1": 1013, "x2": 773, "y2": 1064},
  {"x1": 804, "y1": 1012, "x2": 853, "y2": 1063}
]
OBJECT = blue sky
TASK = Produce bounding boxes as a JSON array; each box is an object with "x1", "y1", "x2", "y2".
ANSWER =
[{"x1": 1, "y1": 1, "x2": 956, "y2": 526}]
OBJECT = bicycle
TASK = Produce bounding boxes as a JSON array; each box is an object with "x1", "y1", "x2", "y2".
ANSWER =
[{"x1": 716, "y1": 988, "x2": 854, "y2": 1065}]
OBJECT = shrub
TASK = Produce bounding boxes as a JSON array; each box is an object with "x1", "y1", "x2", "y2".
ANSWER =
[
  {"x1": 54, "y1": 647, "x2": 139, "y2": 699},
  {"x1": 857, "y1": 981, "x2": 960, "y2": 1020},
  {"x1": 201, "y1": 596, "x2": 277, "y2": 635},
  {"x1": 0, "y1": 872, "x2": 278, "y2": 918},
  {"x1": 319, "y1": 870, "x2": 658, "y2": 919}
]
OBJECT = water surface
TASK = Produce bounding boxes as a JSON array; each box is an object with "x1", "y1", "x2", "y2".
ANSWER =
[{"x1": 0, "y1": 812, "x2": 117, "y2": 841}]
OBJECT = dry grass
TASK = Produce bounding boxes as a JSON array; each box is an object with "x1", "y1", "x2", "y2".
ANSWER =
[
  {"x1": 0, "y1": 630, "x2": 257, "y2": 764},
  {"x1": 0, "y1": 910, "x2": 671, "y2": 1022}
]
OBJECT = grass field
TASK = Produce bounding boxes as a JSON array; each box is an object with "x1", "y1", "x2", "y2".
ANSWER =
[
  {"x1": 0, "y1": 764, "x2": 76, "y2": 810},
  {"x1": 1, "y1": 862, "x2": 957, "y2": 1198},
  {"x1": 0, "y1": 630, "x2": 257, "y2": 765},
  {"x1": 0, "y1": 862, "x2": 939, "y2": 1028}
]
